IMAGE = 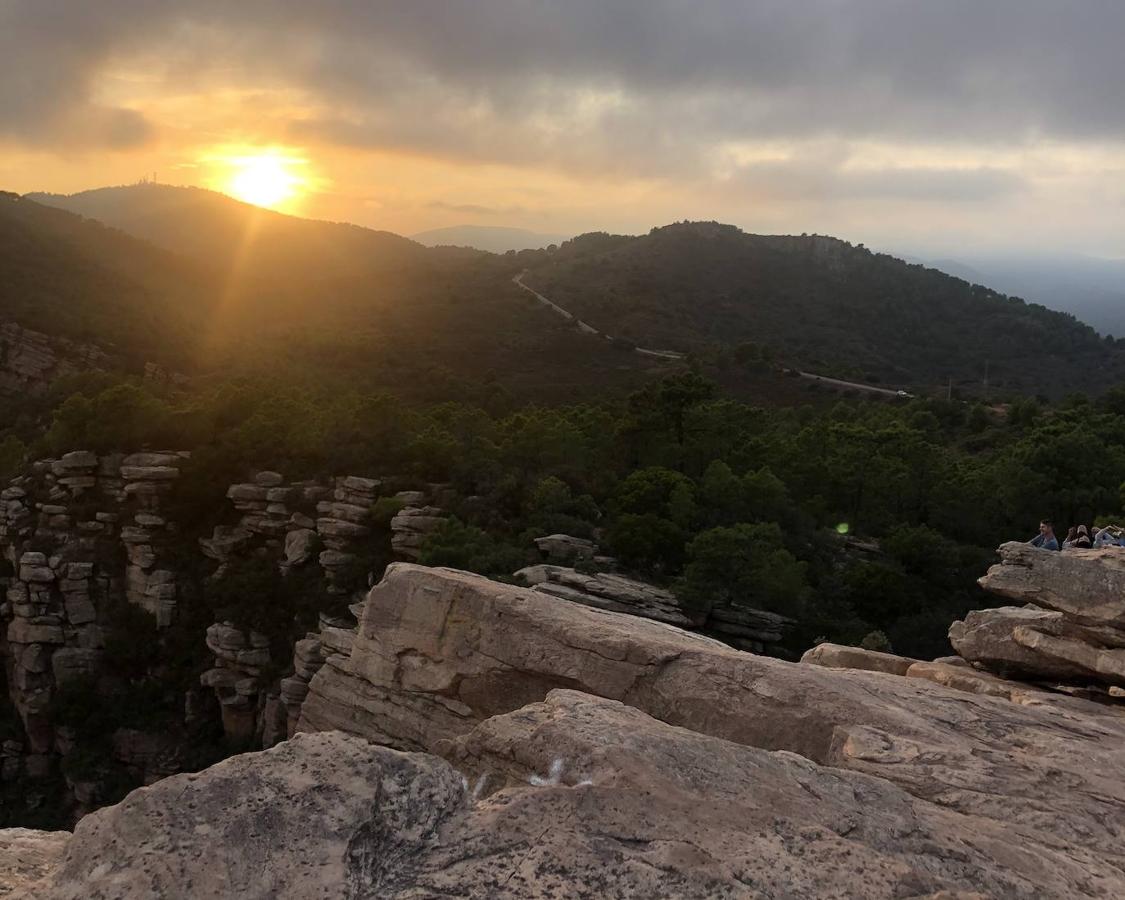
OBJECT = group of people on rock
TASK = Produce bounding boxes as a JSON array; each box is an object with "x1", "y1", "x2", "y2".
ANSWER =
[{"x1": 1029, "y1": 520, "x2": 1125, "y2": 551}]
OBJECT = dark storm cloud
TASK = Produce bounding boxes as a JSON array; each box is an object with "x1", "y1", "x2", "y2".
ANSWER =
[{"x1": 2, "y1": 0, "x2": 1123, "y2": 163}]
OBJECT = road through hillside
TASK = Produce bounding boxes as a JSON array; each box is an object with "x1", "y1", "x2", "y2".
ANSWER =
[
  {"x1": 513, "y1": 272, "x2": 913, "y2": 395},
  {"x1": 512, "y1": 272, "x2": 685, "y2": 360},
  {"x1": 789, "y1": 370, "x2": 906, "y2": 398}
]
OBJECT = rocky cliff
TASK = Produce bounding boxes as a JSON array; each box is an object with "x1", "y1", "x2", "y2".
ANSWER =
[
  {"x1": 0, "y1": 450, "x2": 441, "y2": 824},
  {"x1": 952, "y1": 541, "x2": 1125, "y2": 689},
  {"x1": 5, "y1": 444, "x2": 789, "y2": 828},
  {"x1": 0, "y1": 325, "x2": 110, "y2": 395},
  {"x1": 8, "y1": 556, "x2": 1125, "y2": 897},
  {"x1": 0, "y1": 449, "x2": 193, "y2": 814}
]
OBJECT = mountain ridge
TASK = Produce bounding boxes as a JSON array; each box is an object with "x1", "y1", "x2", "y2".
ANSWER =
[
  {"x1": 12, "y1": 186, "x2": 1123, "y2": 399},
  {"x1": 519, "y1": 221, "x2": 1123, "y2": 397}
]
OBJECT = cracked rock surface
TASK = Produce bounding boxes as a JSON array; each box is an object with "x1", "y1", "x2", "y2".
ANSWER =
[
  {"x1": 11, "y1": 562, "x2": 1125, "y2": 897},
  {"x1": 23, "y1": 692, "x2": 1123, "y2": 898}
]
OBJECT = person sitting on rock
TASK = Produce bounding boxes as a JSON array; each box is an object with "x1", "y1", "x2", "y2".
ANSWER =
[
  {"x1": 1061, "y1": 525, "x2": 1079, "y2": 548},
  {"x1": 1074, "y1": 525, "x2": 1093, "y2": 548},
  {"x1": 1029, "y1": 520, "x2": 1059, "y2": 551},
  {"x1": 1094, "y1": 526, "x2": 1124, "y2": 548}
]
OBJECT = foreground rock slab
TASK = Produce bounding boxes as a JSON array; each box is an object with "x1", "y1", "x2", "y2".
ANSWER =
[
  {"x1": 443, "y1": 690, "x2": 1114, "y2": 898},
  {"x1": 0, "y1": 829, "x2": 68, "y2": 898},
  {"x1": 24, "y1": 692, "x2": 1123, "y2": 898},
  {"x1": 32, "y1": 732, "x2": 466, "y2": 899},
  {"x1": 299, "y1": 563, "x2": 1125, "y2": 883}
]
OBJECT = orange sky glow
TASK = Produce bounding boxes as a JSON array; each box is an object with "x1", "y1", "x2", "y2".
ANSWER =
[{"x1": 1, "y1": 2, "x2": 1123, "y2": 257}]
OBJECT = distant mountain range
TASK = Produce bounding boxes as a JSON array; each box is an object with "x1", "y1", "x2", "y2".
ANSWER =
[
  {"x1": 411, "y1": 224, "x2": 571, "y2": 253},
  {"x1": 9, "y1": 185, "x2": 1124, "y2": 400},
  {"x1": 519, "y1": 222, "x2": 1125, "y2": 396}
]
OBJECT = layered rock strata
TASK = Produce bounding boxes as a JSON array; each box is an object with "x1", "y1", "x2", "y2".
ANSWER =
[
  {"x1": 1, "y1": 453, "x2": 421, "y2": 817},
  {"x1": 517, "y1": 564, "x2": 693, "y2": 627},
  {"x1": 198, "y1": 472, "x2": 398, "y2": 743},
  {"x1": 0, "y1": 323, "x2": 111, "y2": 395},
  {"x1": 389, "y1": 504, "x2": 447, "y2": 561},
  {"x1": 297, "y1": 562, "x2": 1125, "y2": 886},
  {"x1": 0, "y1": 450, "x2": 190, "y2": 803},
  {"x1": 515, "y1": 563, "x2": 794, "y2": 651},
  {"x1": 950, "y1": 542, "x2": 1125, "y2": 685}
]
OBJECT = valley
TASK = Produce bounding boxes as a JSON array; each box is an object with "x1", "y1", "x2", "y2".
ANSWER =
[{"x1": 3, "y1": 185, "x2": 1125, "y2": 896}]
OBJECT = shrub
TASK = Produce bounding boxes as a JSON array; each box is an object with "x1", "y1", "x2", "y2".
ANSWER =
[{"x1": 419, "y1": 518, "x2": 530, "y2": 576}]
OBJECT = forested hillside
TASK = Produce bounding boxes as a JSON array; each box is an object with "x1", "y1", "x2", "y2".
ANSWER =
[
  {"x1": 0, "y1": 193, "x2": 215, "y2": 367},
  {"x1": 2, "y1": 191, "x2": 668, "y2": 403},
  {"x1": 7, "y1": 188, "x2": 1125, "y2": 834},
  {"x1": 27, "y1": 185, "x2": 432, "y2": 279},
  {"x1": 522, "y1": 222, "x2": 1125, "y2": 397}
]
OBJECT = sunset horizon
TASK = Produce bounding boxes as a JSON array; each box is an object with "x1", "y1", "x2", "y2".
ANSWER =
[
  {"x1": 4, "y1": 5, "x2": 1125, "y2": 896},
  {"x1": 3, "y1": 3, "x2": 1125, "y2": 258}
]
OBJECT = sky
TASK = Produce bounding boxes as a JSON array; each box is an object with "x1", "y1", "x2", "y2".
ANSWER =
[{"x1": 1, "y1": 0, "x2": 1124, "y2": 257}]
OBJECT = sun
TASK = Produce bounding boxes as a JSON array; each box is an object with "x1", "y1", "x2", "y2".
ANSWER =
[{"x1": 221, "y1": 149, "x2": 308, "y2": 210}]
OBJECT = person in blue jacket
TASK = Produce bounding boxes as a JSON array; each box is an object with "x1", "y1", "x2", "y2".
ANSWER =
[{"x1": 1028, "y1": 520, "x2": 1059, "y2": 550}]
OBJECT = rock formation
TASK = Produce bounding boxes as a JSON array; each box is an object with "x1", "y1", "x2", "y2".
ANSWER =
[
  {"x1": 532, "y1": 532, "x2": 597, "y2": 563},
  {"x1": 950, "y1": 542, "x2": 1125, "y2": 686},
  {"x1": 389, "y1": 503, "x2": 447, "y2": 561},
  {"x1": 9, "y1": 692, "x2": 1114, "y2": 898},
  {"x1": 12, "y1": 558, "x2": 1125, "y2": 897},
  {"x1": 517, "y1": 563, "x2": 694, "y2": 626},
  {"x1": 0, "y1": 452, "x2": 434, "y2": 822},
  {"x1": 0, "y1": 324, "x2": 111, "y2": 396},
  {"x1": 0, "y1": 450, "x2": 193, "y2": 812},
  {"x1": 292, "y1": 562, "x2": 1125, "y2": 894},
  {"x1": 515, "y1": 562, "x2": 794, "y2": 652}
]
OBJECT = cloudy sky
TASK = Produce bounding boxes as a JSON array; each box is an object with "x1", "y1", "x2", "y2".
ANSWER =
[{"x1": 1, "y1": 0, "x2": 1123, "y2": 255}]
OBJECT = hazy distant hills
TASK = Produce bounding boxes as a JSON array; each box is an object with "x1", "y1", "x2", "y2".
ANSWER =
[
  {"x1": 412, "y1": 225, "x2": 570, "y2": 253},
  {"x1": 920, "y1": 255, "x2": 1125, "y2": 341},
  {"x1": 521, "y1": 222, "x2": 1125, "y2": 396}
]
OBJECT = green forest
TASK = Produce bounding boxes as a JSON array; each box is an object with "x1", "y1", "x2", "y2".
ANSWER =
[
  {"x1": 523, "y1": 222, "x2": 1125, "y2": 396},
  {"x1": 6, "y1": 189, "x2": 1125, "y2": 829},
  {"x1": 6, "y1": 366, "x2": 1125, "y2": 663}
]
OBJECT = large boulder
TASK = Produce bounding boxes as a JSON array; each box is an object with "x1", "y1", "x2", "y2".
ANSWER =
[
  {"x1": 978, "y1": 542, "x2": 1125, "y2": 625},
  {"x1": 954, "y1": 543, "x2": 1125, "y2": 686},
  {"x1": 34, "y1": 732, "x2": 465, "y2": 899},
  {"x1": 298, "y1": 563, "x2": 1125, "y2": 875},
  {"x1": 800, "y1": 642, "x2": 918, "y2": 676},
  {"x1": 533, "y1": 533, "x2": 596, "y2": 563},
  {"x1": 27, "y1": 693, "x2": 1125, "y2": 898},
  {"x1": 950, "y1": 605, "x2": 1125, "y2": 683}
]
